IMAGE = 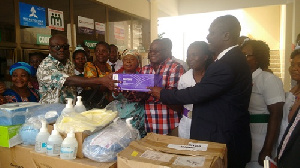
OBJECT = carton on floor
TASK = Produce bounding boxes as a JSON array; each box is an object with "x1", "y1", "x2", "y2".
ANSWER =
[
  {"x1": 0, "y1": 145, "x2": 116, "y2": 168},
  {"x1": 0, "y1": 145, "x2": 35, "y2": 167},
  {"x1": 118, "y1": 133, "x2": 227, "y2": 168}
]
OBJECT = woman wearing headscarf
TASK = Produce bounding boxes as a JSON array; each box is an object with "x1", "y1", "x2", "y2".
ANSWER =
[
  {"x1": 3, "y1": 62, "x2": 39, "y2": 103},
  {"x1": 113, "y1": 52, "x2": 146, "y2": 137}
]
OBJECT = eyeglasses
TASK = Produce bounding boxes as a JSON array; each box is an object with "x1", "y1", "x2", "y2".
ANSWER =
[
  {"x1": 95, "y1": 49, "x2": 109, "y2": 54},
  {"x1": 148, "y1": 49, "x2": 165, "y2": 55},
  {"x1": 50, "y1": 44, "x2": 70, "y2": 51}
]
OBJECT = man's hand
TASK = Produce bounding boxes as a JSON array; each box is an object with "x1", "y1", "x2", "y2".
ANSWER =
[
  {"x1": 148, "y1": 87, "x2": 163, "y2": 100},
  {"x1": 101, "y1": 73, "x2": 119, "y2": 91}
]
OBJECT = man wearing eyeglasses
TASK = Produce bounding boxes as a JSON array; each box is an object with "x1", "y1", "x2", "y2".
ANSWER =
[
  {"x1": 139, "y1": 38, "x2": 185, "y2": 135},
  {"x1": 37, "y1": 34, "x2": 116, "y2": 104}
]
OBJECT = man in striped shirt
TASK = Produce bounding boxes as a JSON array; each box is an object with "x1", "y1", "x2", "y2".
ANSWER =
[{"x1": 141, "y1": 38, "x2": 185, "y2": 135}]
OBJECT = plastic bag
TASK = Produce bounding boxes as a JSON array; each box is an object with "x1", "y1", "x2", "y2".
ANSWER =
[
  {"x1": 28, "y1": 103, "x2": 65, "y2": 124},
  {"x1": 19, "y1": 115, "x2": 45, "y2": 145},
  {"x1": 82, "y1": 118, "x2": 140, "y2": 162},
  {"x1": 55, "y1": 108, "x2": 118, "y2": 134}
]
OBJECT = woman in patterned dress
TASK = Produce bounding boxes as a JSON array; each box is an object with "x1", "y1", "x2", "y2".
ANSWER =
[
  {"x1": 113, "y1": 52, "x2": 146, "y2": 137},
  {"x1": 83, "y1": 41, "x2": 112, "y2": 108}
]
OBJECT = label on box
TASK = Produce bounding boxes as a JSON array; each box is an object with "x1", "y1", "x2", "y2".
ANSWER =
[
  {"x1": 168, "y1": 142, "x2": 208, "y2": 151},
  {"x1": 113, "y1": 74, "x2": 162, "y2": 92},
  {"x1": 140, "y1": 150, "x2": 173, "y2": 162},
  {"x1": 173, "y1": 156, "x2": 205, "y2": 167}
]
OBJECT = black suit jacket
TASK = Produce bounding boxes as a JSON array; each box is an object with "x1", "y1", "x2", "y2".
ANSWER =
[
  {"x1": 161, "y1": 47, "x2": 252, "y2": 167},
  {"x1": 277, "y1": 109, "x2": 300, "y2": 168}
]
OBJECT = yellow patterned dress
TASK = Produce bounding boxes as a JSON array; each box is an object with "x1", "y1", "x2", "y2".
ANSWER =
[
  {"x1": 83, "y1": 62, "x2": 112, "y2": 108},
  {"x1": 84, "y1": 62, "x2": 111, "y2": 78}
]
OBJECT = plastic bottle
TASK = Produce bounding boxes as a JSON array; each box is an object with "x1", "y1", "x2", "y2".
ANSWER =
[
  {"x1": 74, "y1": 96, "x2": 86, "y2": 113},
  {"x1": 60, "y1": 131, "x2": 78, "y2": 160},
  {"x1": 35, "y1": 120, "x2": 50, "y2": 153},
  {"x1": 46, "y1": 124, "x2": 63, "y2": 156},
  {"x1": 61, "y1": 98, "x2": 74, "y2": 115}
]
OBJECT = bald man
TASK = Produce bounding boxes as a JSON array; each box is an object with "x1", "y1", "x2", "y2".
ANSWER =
[{"x1": 37, "y1": 34, "x2": 116, "y2": 104}]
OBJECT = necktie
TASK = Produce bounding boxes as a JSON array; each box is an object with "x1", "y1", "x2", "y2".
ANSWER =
[{"x1": 111, "y1": 64, "x2": 115, "y2": 72}]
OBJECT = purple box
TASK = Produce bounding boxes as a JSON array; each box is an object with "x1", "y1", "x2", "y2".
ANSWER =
[{"x1": 113, "y1": 74, "x2": 162, "y2": 92}]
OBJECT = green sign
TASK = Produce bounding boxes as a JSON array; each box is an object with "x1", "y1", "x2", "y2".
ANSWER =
[
  {"x1": 37, "y1": 34, "x2": 51, "y2": 45},
  {"x1": 84, "y1": 40, "x2": 98, "y2": 49}
]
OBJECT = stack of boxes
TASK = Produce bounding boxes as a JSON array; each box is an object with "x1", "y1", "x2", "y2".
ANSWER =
[{"x1": 0, "y1": 102, "x2": 40, "y2": 147}]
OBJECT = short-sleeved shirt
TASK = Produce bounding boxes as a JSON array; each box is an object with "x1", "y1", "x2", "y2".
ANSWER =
[
  {"x1": 249, "y1": 68, "x2": 285, "y2": 115},
  {"x1": 140, "y1": 58, "x2": 185, "y2": 135},
  {"x1": 248, "y1": 68, "x2": 285, "y2": 163},
  {"x1": 37, "y1": 54, "x2": 76, "y2": 104}
]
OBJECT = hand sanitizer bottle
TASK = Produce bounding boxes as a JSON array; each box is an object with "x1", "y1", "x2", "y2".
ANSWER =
[
  {"x1": 61, "y1": 98, "x2": 74, "y2": 115},
  {"x1": 74, "y1": 96, "x2": 86, "y2": 113},
  {"x1": 60, "y1": 130, "x2": 78, "y2": 160},
  {"x1": 35, "y1": 120, "x2": 50, "y2": 153},
  {"x1": 46, "y1": 124, "x2": 63, "y2": 156}
]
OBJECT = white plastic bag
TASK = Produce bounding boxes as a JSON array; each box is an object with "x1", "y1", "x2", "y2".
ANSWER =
[
  {"x1": 19, "y1": 115, "x2": 45, "y2": 145},
  {"x1": 82, "y1": 118, "x2": 140, "y2": 162}
]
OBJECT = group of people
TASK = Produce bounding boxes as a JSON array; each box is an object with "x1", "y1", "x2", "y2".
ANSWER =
[{"x1": 0, "y1": 15, "x2": 299, "y2": 168}]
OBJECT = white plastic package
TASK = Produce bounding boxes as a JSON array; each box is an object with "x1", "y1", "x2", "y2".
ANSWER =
[
  {"x1": 29, "y1": 103, "x2": 65, "y2": 124},
  {"x1": 19, "y1": 115, "x2": 45, "y2": 145},
  {"x1": 82, "y1": 118, "x2": 140, "y2": 162}
]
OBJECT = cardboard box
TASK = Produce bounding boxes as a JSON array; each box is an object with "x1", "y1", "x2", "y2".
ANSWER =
[
  {"x1": 30, "y1": 150, "x2": 116, "y2": 168},
  {"x1": 0, "y1": 102, "x2": 41, "y2": 126},
  {"x1": 0, "y1": 145, "x2": 35, "y2": 167},
  {"x1": 113, "y1": 74, "x2": 162, "y2": 92},
  {"x1": 48, "y1": 124, "x2": 88, "y2": 158},
  {"x1": 0, "y1": 145, "x2": 116, "y2": 168},
  {"x1": 0, "y1": 125, "x2": 22, "y2": 147},
  {"x1": 117, "y1": 133, "x2": 227, "y2": 168}
]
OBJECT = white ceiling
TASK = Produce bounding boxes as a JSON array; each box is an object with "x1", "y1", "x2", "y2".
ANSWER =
[{"x1": 157, "y1": 0, "x2": 292, "y2": 17}]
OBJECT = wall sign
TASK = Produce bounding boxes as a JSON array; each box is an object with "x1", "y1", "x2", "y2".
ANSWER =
[
  {"x1": 84, "y1": 40, "x2": 98, "y2": 49},
  {"x1": 48, "y1": 8, "x2": 64, "y2": 31},
  {"x1": 19, "y1": 2, "x2": 46, "y2": 28},
  {"x1": 95, "y1": 22, "x2": 105, "y2": 35},
  {"x1": 78, "y1": 16, "x2": 94, "y2": 34},
  {"x1": 37, "y1": 34, "x2": 51, "y2": 45}
]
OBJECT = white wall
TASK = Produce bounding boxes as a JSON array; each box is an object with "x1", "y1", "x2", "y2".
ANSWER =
[
  {"x1": 177, "y1": 0, "x2": 290, "y2": 15},
  {"x1": 243, "y1": 5, "x2": 281, "y2": 50},
  {"x1": 157, "y1": 0, "x2": 178, "y2": 17}
]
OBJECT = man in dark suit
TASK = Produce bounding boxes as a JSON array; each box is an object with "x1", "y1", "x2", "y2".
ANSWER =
[{"x1": 149, "y1": 15, "x2": 252, "y2": 168}]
